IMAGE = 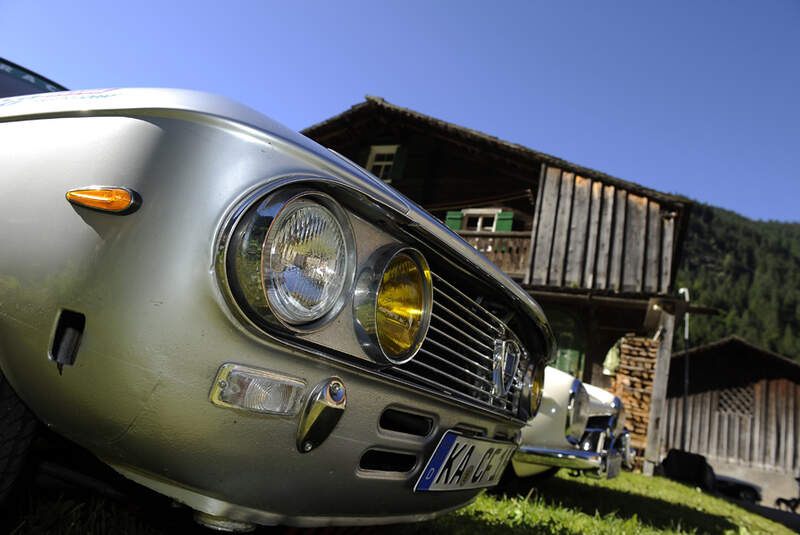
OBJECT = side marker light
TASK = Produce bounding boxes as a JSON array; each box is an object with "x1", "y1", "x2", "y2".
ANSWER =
[{"x1": 66, "y1": 187, "x2": 138, "y2": 213}]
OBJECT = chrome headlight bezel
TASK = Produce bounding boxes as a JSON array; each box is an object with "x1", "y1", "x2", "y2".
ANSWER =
[
  {"x1": 353, "y1": 245, "x2": 433, "y2": 365},
  {"x1": 565, "y1": 379, "x2": 590, "y2": 444},
  {"x1": 225, "y1": 187, "x2": 356, "y2": 334}
]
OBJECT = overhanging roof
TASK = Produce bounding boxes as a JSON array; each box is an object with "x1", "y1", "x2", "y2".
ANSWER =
[
  {"x1": 673, "y1": 335, "x2": 799, "y2": 367},
  {"x1": 303, "y1": 95, "x2": 688, "y2": 208}
]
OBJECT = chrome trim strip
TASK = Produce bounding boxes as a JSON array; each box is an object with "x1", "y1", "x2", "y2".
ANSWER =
[{"x1": 514, "y1": 447, "x2": 603, "y2": 470}]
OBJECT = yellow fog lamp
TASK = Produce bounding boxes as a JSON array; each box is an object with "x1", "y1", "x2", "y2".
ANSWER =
[
  {"x1": 519, "y1": 362, "x2": 545, "y2": 421},
  {"x1": 354, "y1": 247, "x2": 432, "y2": 364},
  {"x1": 210, "y1": 363, "x2": 306, "y2": 416}
]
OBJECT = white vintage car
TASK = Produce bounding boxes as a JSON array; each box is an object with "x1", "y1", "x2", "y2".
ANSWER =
[{"x1": 510, "y1": 367, "x2": 633, "y2": 480}]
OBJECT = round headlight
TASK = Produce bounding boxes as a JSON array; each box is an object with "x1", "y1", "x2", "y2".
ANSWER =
[
  {"x1": 565, "y1": 380, "x2": 590, "y2": 444},
  {"x1": 224, "y1": 189, "x2": 355, "y2": 332},
  {"x1": 263, "y1": 197, "x2": 349, "y2": 325},
  {"x1": 354, "y1": 247, "x2": 432, "y2": 364}
]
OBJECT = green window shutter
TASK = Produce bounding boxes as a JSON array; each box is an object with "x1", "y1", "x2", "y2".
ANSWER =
[{"x1": 390, "y1": 146, "x2": 407, "y2": 182}]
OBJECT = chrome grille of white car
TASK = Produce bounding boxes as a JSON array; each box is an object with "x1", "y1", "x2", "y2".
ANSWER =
[{"x1": 384, "y1": 272, "x2": 522, "y2": 418}]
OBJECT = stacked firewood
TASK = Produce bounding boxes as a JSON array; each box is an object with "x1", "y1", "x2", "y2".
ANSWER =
[{"x1": 610, "y1": 334, "x2": 659, "y2": 455}]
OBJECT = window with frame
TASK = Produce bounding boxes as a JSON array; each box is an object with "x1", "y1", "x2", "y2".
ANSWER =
[{"x1": 365, "y1": 145, "x2": 400, "y2": 183}]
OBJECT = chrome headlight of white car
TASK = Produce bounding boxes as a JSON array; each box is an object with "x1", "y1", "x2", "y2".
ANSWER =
[{"x1": 565, "y1": 379, "x2": 590, "y2": 444}]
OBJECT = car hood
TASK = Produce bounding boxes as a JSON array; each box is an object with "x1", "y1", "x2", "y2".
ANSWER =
[{"x1": 0, "y1": 87, "x2": 554, "y2": 359}]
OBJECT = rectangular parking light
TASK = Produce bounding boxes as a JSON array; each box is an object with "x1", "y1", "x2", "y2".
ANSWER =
[{"x1": 210, "y1": 363, "x2": 306, "y2": 416}]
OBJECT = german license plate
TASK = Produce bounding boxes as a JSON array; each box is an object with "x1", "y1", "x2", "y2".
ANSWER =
[{"x1": 414, "y1": 431, "x2": 517, "y2": 491}]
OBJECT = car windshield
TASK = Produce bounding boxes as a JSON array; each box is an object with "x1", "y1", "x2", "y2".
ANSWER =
[{"x1": 0, "y1": 58, "x2": 65, "y2": 98}]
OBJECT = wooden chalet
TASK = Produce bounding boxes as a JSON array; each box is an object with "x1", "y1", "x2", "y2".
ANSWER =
[{"x1": 303, "y1": 96, "x2": 699, "y2": 472}]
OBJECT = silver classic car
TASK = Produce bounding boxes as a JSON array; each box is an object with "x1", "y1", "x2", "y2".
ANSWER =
[{"x1": 0, "y1": 60, "x2": 554, "y2": 530}]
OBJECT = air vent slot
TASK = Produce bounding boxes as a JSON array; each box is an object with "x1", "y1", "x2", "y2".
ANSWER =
[
  {"x1": 379, "y1": 409, "x2": 433, "y2": 437},
  {"x1": 359, "y1": 450, "x2": 417, "y2": 473},
  {"x1": 49, "y1": 310, "x2": 85, "y2": 370}
]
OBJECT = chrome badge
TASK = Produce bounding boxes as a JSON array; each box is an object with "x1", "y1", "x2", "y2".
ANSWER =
[{"x1": 492, "y1": 339, "x2": 521, "y2": 395}]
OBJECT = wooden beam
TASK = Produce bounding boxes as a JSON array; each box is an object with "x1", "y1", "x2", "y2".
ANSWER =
[
  {"x1": 524, "y1": 165, "x2": 546, "y2": 285},
  {"x1": 709, "y1": 391, "x2": 719, "y2": 459},
  {"x1": 531, "y1": 167, "x2": 561, "y2": 285},
  {"x1": 583, "y1": 181, "x2": 603, "y2": 288},
  {"x1": 643, "y1": 310, "x2": 675, "y2": 475},
  {"x1": 644, "y1": 201, "x2": 662, "y2": 293},
  {"x1": 795, "y1": 383, "x2": 800, "y2": 472},
  {"x1": 550, "y1": 171, "x2": 575, "y2": 286},
  {"x1": 753, "y1": 379, "x2": 765, "y2": 468},
  {"x1": 660, "y1": 215, "x2": 675, "y2": 293},
  {"x1": 623, "y1": 194, "x2": 647, "y2": 293},
  {"x1": 595, "y1": 185, "x2": 615, "y2": 289},
  {"x1": 566, "y1": 175, "x2": 591, "y2": 287},
  {"x1": 609, "y1": 189, "x2": 628, "y2": 291},
  {"x1": 767, "y1": 380, "x2": 778, "y2": 468}
]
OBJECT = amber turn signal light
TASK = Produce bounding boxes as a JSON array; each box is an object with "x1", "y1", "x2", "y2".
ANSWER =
[{"x1": 66, "y1": 187, "x2": 137, "y2": 213}]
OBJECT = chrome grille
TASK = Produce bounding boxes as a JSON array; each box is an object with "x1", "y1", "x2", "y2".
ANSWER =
[{"x1": 384, "y1": 272, "x2": 523, "y2": 418}]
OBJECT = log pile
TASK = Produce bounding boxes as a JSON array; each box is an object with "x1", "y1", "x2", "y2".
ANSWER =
[{"x1": 610, "y1": 334, "x2": 660, "y2": 459}]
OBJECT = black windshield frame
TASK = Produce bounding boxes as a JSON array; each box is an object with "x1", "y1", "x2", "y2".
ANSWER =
[{"x1": 0, "y1": 57, "x2": 67, "y2": 98}]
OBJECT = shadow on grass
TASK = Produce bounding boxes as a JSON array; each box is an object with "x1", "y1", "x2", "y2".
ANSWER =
[
  {"x1": 385, "y1": 515, "x2": 580, "y2": 535},
  {"x1": 487, "y1": 473, "x2": 739, "y2": 535}
]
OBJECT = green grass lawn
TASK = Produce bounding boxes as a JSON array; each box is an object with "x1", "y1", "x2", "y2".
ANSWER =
[
  {"x1": 5, "y1": 470, "x2": 794, "y2": 534},
  {"x1": 400, "y1": 471, "x2": 794, "y2": 535}
]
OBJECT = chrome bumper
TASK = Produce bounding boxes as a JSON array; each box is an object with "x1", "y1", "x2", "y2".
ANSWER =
[
  {"x1": 514, "y1": 429, "x2": 634, "y2": 477},
  {"x1": 515, "y1": 447, "x2": 603, "y2": 470}
]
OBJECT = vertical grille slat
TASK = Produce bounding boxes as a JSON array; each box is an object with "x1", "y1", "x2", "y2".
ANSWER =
[{"x1": 382, "y1": 271, "x2": 525, "y2": 419}]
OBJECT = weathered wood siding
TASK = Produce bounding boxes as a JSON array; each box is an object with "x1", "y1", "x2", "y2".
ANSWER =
[
  {"x1": 665, "y1": 378, "x2": 800, "y2": 474},
  {"x1": 530, "y1": 165, "x2": 677, "y2": 294}
]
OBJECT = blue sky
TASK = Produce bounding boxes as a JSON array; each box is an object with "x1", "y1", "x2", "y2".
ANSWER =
[{"x1": 2, "y1": 1, "x2": 798, "y2": 222}]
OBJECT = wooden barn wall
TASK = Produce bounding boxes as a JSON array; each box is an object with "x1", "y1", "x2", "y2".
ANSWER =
[
  {"x1": 529, "y1": 165, "x2": 676, "y2": 294},
  {"x1": 664, "y1": 378, "x2": 800, "y2": 474}
]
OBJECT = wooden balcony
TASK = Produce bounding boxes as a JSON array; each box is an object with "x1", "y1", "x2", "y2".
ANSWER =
[
  {"x1": 456, "y1": 230, "x2": 531, "y2": 281},
  {"x1": 454, "y1": 166, "x2": 683, "y2": 296}
]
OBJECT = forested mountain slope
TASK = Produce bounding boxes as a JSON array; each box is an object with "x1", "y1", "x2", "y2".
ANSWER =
[{"x1": 675, "y1": 203, "x2": 800, "y2": 360}]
